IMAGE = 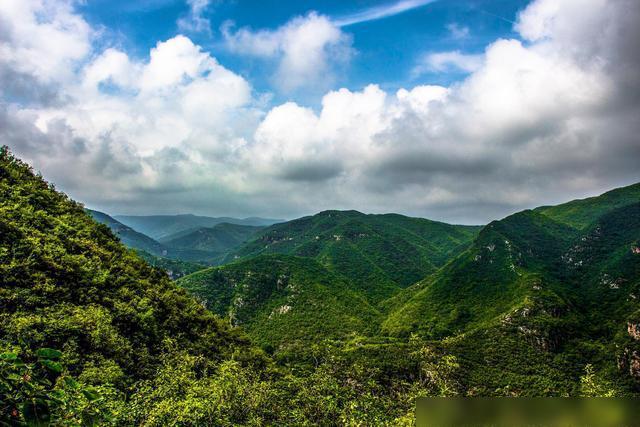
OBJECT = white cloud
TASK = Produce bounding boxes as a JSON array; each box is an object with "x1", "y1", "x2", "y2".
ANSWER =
[
  {"x1": 222, "y1": 12, "x2": 353, "y2": 92},
  {"x1": 446, "y1": 23, "x2": 469, "y2": 39},
  {"x1": 0, "y1": 0, "x2": 91, "y2": 88},
  {"x1": 1, "y1": 0, "x2": 639, "y2": 223},
  {"x1": 412, "y1": 50, "x2": 483, "y2": 76},
  {"x1": 334, "y1": 0, "x2": 438, "y2": 27},
  {"x1": 177, "y1": 0, "x2": 213, "y2": 33}
]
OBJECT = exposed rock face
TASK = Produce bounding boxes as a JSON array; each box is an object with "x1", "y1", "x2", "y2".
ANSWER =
[
  {"x1": 631, "y1": 352, "x2": 640, "y2": 378},
  {"x1": 628, "y1": 322, "x2": 640, "y2": 340},
  {"x1": 620, "y1": 349, "x2": 640, "y2": 380}
]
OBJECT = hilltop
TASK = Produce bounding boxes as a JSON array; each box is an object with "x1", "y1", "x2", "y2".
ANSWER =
[{"x1": 224, "y1": 210, "x2": 480, "y2": 301}]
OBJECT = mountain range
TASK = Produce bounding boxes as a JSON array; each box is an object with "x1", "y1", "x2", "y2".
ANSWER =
[
  {"x1": 114, "y1": 213, "x2": 281, "y2": 241},
  {"x1": 178, "y1": 182, "x2": 640, "y2": 394},
  {"x1": 2, "y1": 147, "x2": 639, "y2": 425}
]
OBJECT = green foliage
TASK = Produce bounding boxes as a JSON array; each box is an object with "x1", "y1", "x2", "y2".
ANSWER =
[
  {"x1": 0, "y1": 345, "x2": 120, "y2": 425},
  {"x1": 535, "y1": 182, "x2": 640, "y2": 229},
  {"x1": 580, "y1": 364, "x2": 616, "y2": 397},
  {"x1": 2, "y1": 146, "x2": 638, "y2": 426},
  {"x1": 0, "y1": 146, "x2": 264, "y2": 423},
  {"x1": 224, "y1": 210, "x2": 480, "y2": 302},
  {"x1": 178, "y1": 254, "x2": 382, "y2": 351},
  {"x1": 160, "y1": 222, "x2": 262, "y2": 252},
  {"x1": 135, "y1": 249, "x2": 206, "y2": 280}
]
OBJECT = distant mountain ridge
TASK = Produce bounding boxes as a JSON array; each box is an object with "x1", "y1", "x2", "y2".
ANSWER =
[
  {"x1": 160, "y1": 223, "x2": 263, "y2": 251},
  {"x1": 115, "y1": 213, "x2": 283, "y2": 241},
  {"x1": 87, "y1": 209, "x2": 167, "y2": 257}
]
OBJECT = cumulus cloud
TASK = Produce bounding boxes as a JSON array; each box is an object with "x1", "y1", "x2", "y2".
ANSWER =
[
  {"x1": 222, "y1": 13, "x2": 353, "y2": 92},
  {"x1": 1, "y1": 0, "x2": 639, "y2": 223}
]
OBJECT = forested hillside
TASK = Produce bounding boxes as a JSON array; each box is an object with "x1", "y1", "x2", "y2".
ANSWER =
[
  {"x1": 224, "y1": 210, "x2": 480, "y2": 301},
  {"x1": 0, "y1": 148, "x2": 456, "y2": 425},
  {"x1": 179, "y1": 254, "x2": 382, "y2": 350},
  {"x1": 181, "y1": 182, "x2": 640, "y2": 397},
  {"x1": 2, "y1": 147, "x2": 639, "y2": 425},
  {"x1": 161, "y1": 223, "x2": 263, "y2": 255}
]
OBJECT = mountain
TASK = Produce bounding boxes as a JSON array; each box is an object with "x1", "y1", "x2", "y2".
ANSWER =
[
  {"x1": 115, "y1": 213, "x2": 283, "y2": 241},
  {"x1": 384, "y1": 183, "x2": 640, "y2": 338},
  {"x1": 381, "y1": 183, "x2": 640, "y2": 393},
  {"x1": 0, "y1": 148, "x2": 433, "y2": 425},
  {"x1": 88, "y1": 210, "x2": 261, "y2": 266},
  {"x1": 161, "y1": 222, "x2": 263, "y2": 253},
  {"x1": 0, "y1": 147, "x2": 272, "y2": 423},
  {"x1": 224, "y1": 210, "x2": 481, "y2": 301},
  {"x1": 178, "y1": 254, "x2": 381, "y2": 351},
  {"x1": 2, "y1": 147, "x2": 639, "y2": 424},
  {"x1": 87, "y1": 209, "x2": 168, "y2": 257},
  {"x1": 535, "y1": 183, "x2": 640, "y2": 229}
]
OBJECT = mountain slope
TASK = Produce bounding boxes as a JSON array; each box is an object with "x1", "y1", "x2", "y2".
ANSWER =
[
  {"x1": 115, "y1": 213, "x2": 282, "y2": 241},
  {"x1": 382, "y1": 210, "x2": 580, "y2": 337},
  {"x1": 535, "y1": 182, "x2": 640, "y2": 229},
  {"x1": 381, "y1": 188, "x2": 640, "y2": 393},
  {"x1": 0, "y1": 146, "x2": 258, "y2": 393},
  {"x1": 225, "y1": 210, "x2": 480, "y2": 301},
  {"x1": 384, "y1": 184, "x2": 640, "y2": 338},
  {"x1": 161, "y1": 222, "x2": 263, "y2": 253},
  {"x1": 178, "y1": 254, "x2": 381, "y2": 350},
  {"x1": 87, "y1": 209, "x2": 167, "y2": 257}
]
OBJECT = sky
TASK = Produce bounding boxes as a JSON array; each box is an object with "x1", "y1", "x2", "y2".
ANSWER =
[{"x1": 1, "y1": 0, "x2": 639, "y2": 224}]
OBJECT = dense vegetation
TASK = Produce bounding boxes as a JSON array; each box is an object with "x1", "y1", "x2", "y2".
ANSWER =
[
  {"x1": 179, "y1": 183, "x2": 640, "y2": 397},
  {"x1": 179, "y1": 254, "x2": 382, "y2": 350},
  {"x1": 159, "y1": 223, "x2": 262, "y2": 249},
  {"x1": 0, "y1": 148, "x2": 464, "y2": 425},
  {"x1": 2, "y1": 146, "x2": 638, "y2": 425},
  {"x1": 223, "y1": 210, "x2": 480, "y2": 302}
]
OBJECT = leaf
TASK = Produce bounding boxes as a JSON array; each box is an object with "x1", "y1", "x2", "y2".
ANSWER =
[
  {"x1": 40, "y1": 359, "x2": 63, "y2": 373},
  {"x1": 82, "y1": 387, "x2": 101, "y2": 402},
  {"x1": 0, "y1": 352, "x2": 18, "y2": 361},
  {"x1": 36, "y1": 348, "x2": 62, "y2": 360},
  {"x1": 63, "y1": 376, "x2": 79, "y2": 389},
  {"x1": 21, "y1": 399, "x2": 51, "y2": 427}
]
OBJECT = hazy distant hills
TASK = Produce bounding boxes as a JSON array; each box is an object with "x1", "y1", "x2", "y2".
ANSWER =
[
  {"x1": 115, "y1": 213, "x2": 282, "y2": 241},
  {"x1": 160, "y1": 223, "x2": 264, "y2": 253},
  {"x1": 88, "y1": 210, "x2": 271, "y2": 267},
  {"x1": 87, "y1": 209, "x2": 167, "y2": 256}
]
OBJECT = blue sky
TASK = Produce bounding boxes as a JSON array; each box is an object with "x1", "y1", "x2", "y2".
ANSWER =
[
  {"x1": 1, "y1": 0, "x2": 638, "y2": 222},
  {"x1": 79, "y1": 0, "x2": 529, "y2": 104}
]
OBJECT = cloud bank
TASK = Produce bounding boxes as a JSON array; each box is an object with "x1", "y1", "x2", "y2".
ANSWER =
[{"x1": 0, "y1": 0, "x2": 639, "y2": 223}]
